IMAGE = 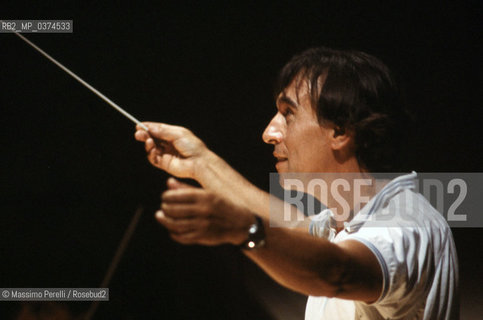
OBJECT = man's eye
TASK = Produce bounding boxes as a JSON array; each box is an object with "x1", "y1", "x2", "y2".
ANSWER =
[{"x1": 282, "y1": 108, "x2": 293, "y2": 117}]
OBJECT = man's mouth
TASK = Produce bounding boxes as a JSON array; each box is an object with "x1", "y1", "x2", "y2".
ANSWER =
[
  {"x1": 273, "y1": 153, "x2": 288, "y2": 170},
  {"x1": 273, "y1": 153, "x2": 288, "y2": 162}
]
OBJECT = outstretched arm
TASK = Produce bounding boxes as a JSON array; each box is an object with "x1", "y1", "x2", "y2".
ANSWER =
[
  {"x1": 157, "y1": 177, "x2": 382, "y2": 302},
  {"x1": 135, "y1": 122, "x2": 382, "y2": 302},
  {"x1": 134, "y1": 122, "x2": 305, "y2": 226}
]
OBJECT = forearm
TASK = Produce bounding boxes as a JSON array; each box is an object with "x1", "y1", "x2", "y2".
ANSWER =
[
  {"x1": 241, "y1": 218, "x2": 383, "y2": 302},
  {"x1": 195, "y1": 151, "x2": 308, "y2": 229},
  {"x1": 244, "y1": 222, "x2": 350, "y2": 297},
  {"x1": 195, "y1": 150, "x2": 266, "y2": 212}
]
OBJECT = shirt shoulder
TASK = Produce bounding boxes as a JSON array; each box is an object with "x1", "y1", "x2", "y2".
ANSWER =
[{"x1": 339, "y1": 189, "x2": 457, "y2": 318}]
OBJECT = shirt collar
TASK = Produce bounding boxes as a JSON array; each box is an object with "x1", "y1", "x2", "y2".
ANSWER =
[{"x1": 343, "y1": 171, "x2": 417, "y2": 234}]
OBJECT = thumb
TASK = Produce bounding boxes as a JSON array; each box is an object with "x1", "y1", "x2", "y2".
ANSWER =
[
  {"x1": 167, "y1": 177, "x2": 195, "y2": 190},
  {"x1": 140, "y1": 122, "x2": 187, "y2": 142}
]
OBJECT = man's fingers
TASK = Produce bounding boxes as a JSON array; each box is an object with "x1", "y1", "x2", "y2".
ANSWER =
[
  {"x1": 141, "y1": 122, "x2": 191, "y2": 142},
  {"x1": 148, "y1": 148, "x2": 161, "y2": 166},
  {"x1": 134, "y1": 129, "x2": 149, "y2": 142},
  {"x1": 156, "y1": 210, "x2": 206, "y2": 245},
  {"x1": 135, "y1": 129, "x2": 164, "y2": 161},
  {"x1": 161, "y1": 202, "x2": 210, "y2": 218},
  {"x1": 155, "y1": 210, "x2": 201, "y2": 234},
  {"x1": 170, "y1": 232, "x2": 200, "y2": 245},
  {"x1": 136, "y1": 126, "x2": 170, "y2": 152},
  {"x1": 145, "y1": 138, "x2": 156, "y2": 152},
  {"x1": 136, "y1": 123, "x2": 149, "y2": 132},
  {"x1": 161, "y1": 188, "x2": 205, "y2": 204},
  {"x1": 167, "y1": 177, "x2": 195, "y2": 190},
  {"x1": 135, "y1": 122, "x2": 206, "y2": 179}
]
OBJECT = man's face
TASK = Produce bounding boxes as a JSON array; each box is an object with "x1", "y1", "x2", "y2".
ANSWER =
[{"x1": 263, "y1": 79, "x2": 334, "y2": 173}]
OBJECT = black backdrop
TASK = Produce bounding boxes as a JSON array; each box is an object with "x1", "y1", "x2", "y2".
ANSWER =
[{"x1": 1, "y1": 1, "x2": 481, "y2": 319}]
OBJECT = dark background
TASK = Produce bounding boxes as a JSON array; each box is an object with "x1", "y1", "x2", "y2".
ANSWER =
[{"x1": 1, "y1": 1, "x2": 481, "y2": 319}]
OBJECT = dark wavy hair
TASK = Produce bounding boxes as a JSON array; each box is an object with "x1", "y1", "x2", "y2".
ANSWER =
[{"x1": 275, "y1": 47, "x2": 409, "y2": 172}]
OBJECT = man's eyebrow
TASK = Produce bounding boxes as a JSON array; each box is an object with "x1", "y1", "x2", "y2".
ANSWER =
[{"x1": 277, "y1": 95, "x2": 298, "y2": 109}]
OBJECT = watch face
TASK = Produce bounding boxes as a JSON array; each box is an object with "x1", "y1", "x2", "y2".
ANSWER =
[
  {"x1": 249, "y1": 224, "x2": 258, "y2": 234},
  {"x1": 243, "y1": 216, "x2": 265, "y2": 250}
]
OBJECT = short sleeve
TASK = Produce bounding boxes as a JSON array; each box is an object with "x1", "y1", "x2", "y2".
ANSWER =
[{"x1": 343, "y1": 226, "x2": 432, "y2": 316}]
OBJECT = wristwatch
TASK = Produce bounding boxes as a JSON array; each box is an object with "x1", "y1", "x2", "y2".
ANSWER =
[{"x1": 241, "y1": 215, "x2": 266, "y2": 250}]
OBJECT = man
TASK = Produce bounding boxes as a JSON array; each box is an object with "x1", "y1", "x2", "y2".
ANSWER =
[{"x1": 134, "y1": 47, "x2": 458, "y2": 319}]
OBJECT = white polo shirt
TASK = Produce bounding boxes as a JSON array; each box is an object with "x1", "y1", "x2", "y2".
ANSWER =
[{"x1": 306, "y1": 172, "x2": 459, "y2": 320}]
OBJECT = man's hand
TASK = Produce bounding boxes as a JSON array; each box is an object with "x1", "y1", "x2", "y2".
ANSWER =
[
  {"x1": 135, "y1": 122, "x2": 273, "y2": 216},
  {"x1": 156, "y1": 178, "x2": 255, "y2": 246},
  {"x1": 134, "y1": 122, "x2": 211, "y2": 179}
]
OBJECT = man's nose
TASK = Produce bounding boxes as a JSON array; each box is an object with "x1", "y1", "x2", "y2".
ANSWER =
[{"x1": 262, "y1": 114, "x2": 284, "y2": 145}]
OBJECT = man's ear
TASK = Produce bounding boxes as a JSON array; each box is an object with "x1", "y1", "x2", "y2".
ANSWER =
[{"x1": 330, "y1": 126, "x2": 353, "y2": 151}]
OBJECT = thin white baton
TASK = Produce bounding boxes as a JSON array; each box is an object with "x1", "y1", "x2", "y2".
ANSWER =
[{"x1": 12, "y1": 31, "x2": 148, "y2": 131}]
